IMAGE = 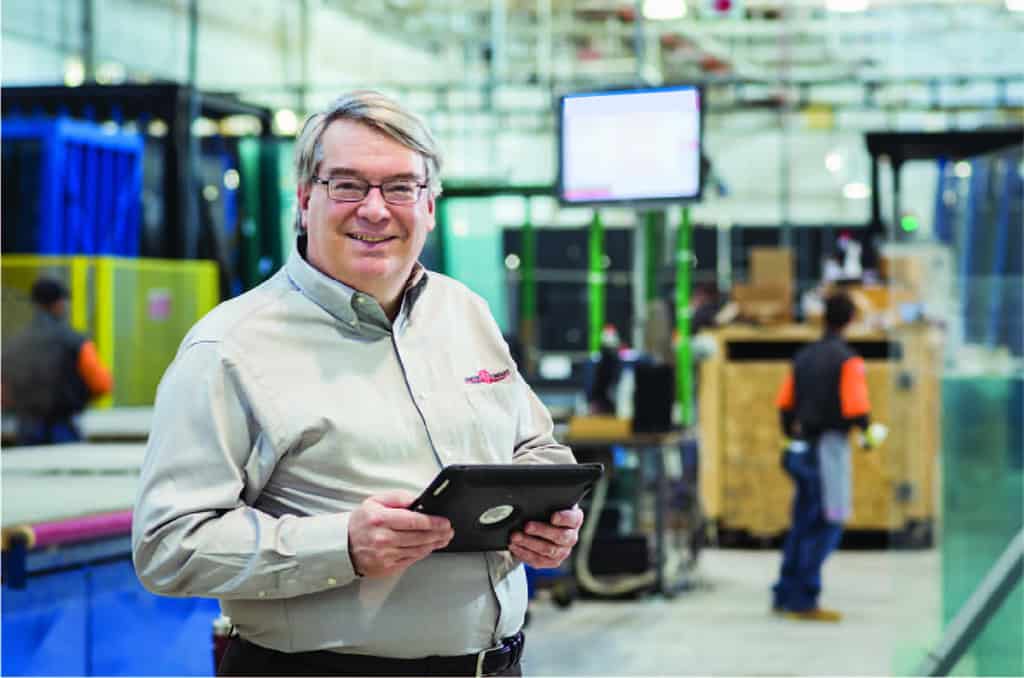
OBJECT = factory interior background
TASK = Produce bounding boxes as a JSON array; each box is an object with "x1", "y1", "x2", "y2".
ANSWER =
[{"x1": 1, "y1": 0, "x2": 1022, "y2": 675}]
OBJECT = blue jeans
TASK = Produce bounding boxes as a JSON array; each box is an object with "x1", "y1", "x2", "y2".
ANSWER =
[
  {"x1": 16, "y1": 418, "x2": 81, "y2": 446},
  {"x1": 772, "y1": 445, "x2": 844, "y2": 612}
]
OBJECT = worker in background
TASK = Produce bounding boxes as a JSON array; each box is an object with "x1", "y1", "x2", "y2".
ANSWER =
[
  {"x1": 1, "y1": 277, "x2": 113, "y2": 445},
  {"x1": 132, "y1": 90, "x2": 581, "y2": 677},
  {"x1": 588, "y1": 323, "x2": 622, "y2": 414},
  {"x1": 771, "y1": 291, "x2": 887, "y2": 621}
]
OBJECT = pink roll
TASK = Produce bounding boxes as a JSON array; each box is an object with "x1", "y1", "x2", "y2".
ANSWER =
[{"x1": 29, "y1": 510, "x2": 133, "y2": 549}]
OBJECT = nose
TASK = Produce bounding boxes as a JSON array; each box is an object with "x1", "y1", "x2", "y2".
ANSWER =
[{"x1": 356, "y1": 186, "x2": 390, "y2": 222}]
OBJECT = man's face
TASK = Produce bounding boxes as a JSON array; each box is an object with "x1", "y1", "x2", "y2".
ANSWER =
[{"x1": 297, "y1": 119, "x2": 435, "y2": 303}]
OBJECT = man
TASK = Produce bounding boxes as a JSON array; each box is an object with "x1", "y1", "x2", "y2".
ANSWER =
[
  {"x1": 132, "y1": 90, "x2": 582, "y2": 677},
  {"x1": 771, "y1": 291, "x2": 885, "y2": 622},
  {"x1": 1, "y1": 277, "x2": 113, "y2": 445}
]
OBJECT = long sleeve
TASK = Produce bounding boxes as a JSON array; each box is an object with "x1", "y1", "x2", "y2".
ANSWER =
[
  {"x1": 77, "y1": 340, "x2": 113, "y2": 396},
  {"x1": 131, "y1": 340, "x2": 358, "y2": 600},
  {"x1": 776, "y1": 369, "x2": 796, "y2": 436},
  {"x1": 511, "y1": 379, "x2": 576, "y2": 466},
  {"x1": 839, "y1": 356, "x2": 871, "y2": 431}
]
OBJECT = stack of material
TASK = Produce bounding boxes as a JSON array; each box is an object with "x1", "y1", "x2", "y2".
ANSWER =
[
  {"x1": 698, "y1": 323, "x2": 942, "y2": 541},
  {"x1": 733, "y1": 247, "x2": 794, "y2": 324}
]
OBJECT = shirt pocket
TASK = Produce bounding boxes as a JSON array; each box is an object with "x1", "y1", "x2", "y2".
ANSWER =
[{"x1": 463, "y1": 380, "x2": 520, "y2": 463}]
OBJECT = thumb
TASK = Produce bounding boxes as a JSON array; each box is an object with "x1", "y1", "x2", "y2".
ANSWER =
[{"x1": 370, "y1": 489, "x2": 421, "y2": 509}]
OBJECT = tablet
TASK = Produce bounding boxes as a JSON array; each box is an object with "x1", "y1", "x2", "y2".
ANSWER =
[{"x1": 410, "y1": 463, "x2": 604, "y2": 553}]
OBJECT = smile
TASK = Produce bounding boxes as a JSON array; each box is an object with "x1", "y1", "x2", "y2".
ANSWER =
[{"x1": 348, "y1": 233, "x2": 394, "y2": 243}]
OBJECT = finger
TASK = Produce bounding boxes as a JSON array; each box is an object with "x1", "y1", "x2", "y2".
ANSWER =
[
  {"x1": 549, "y1": 506, "x2": 584, "y2": 528},
  {"x1": 509, "y1": 544, "x2": 564, "y2": 569},
  {"x1": 369, "y1": 490, "x2": 420, "y2": 508},
  {"x1": 389, "y1": 529, "x2": 455, "y2": 549},
  {"x1": 510, "y1": 532, "x2": 571, "y2": 560},
  {"x1": 522, "y1": 522, "x2": 578, "y2": 547},
  {"x1": 378, "y1": 506, "x2": 452, "y2": 532}
]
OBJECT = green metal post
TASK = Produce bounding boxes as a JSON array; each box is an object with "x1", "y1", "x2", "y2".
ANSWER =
[
  {"x1": 675, "y1": 207, "x2": 694, "y2": 426},
  {"x1": 644, "y1": 210, "x2": 660, "y2": 302},
  {"x1": 520, "y1": 202, "x2": 536, "y2": 374},
  {"x1": 588, "y1": 211, "x2": 605, "y2": 355}
]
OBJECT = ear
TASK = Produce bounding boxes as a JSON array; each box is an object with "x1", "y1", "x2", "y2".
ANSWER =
[
  {"x1": 424, "y1": 193, "x2": 436, "y2": 232},
  {"x1": 296, "y1": 183, "x2": 312, "y2": 229}
]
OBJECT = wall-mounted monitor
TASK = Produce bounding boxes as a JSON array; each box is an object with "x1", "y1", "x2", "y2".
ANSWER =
[{"x1": 557, "y1": 84, "x2": 703, "y2": 205}]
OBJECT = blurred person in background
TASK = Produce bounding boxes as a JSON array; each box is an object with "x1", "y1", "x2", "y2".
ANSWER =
[
  {"x1": 1, "y1": 277, "x2": 113, "y2": 445},
  {"x1": 132, "y1": 90, "x2": 581, "y2": 677},
  {"x1": 771, "y1": 291, "x2": 886, "y2": 621}
]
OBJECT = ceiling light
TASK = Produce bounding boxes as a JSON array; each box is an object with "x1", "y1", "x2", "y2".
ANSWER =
[
  {"x1": 825, "y1": 152, "x2": 843, "y2": 174},
  {"x1": 1007, "y1": 0, "x2": 1024, "y2": 11},
  {"x1": 147, "y1": 119, "x2": 168, "y2": 138},
  {"x1": 191, "y1": 117, "x2": 218, "y2": 137},
  {"x1": 843, "y1": 182, "x2": 870, "y2": 200},
  {"x1": 223, "y1": 169, "x2": 241, "y2": 191},
  {"x1": 64, "y1": 57, "x2": 85, "y2": 87},
  {"x1": 643, "y1": 0, "x2": 687, "y2": 21},
  {"x1": 274, "y1": 109, "x2": 300, "y2": 136},
  {"x1": 954, "y1": 161, "x2": 972, "y2": 178},
  {"x1": 96, "y1": 62, "x2": 126, "y2": 85},
  {"x1": 826, "y1": 0, "x2": 869, "y2": 12},
  {"x1": 505, "y1": 254, "x2": 521, "y2": 270}
]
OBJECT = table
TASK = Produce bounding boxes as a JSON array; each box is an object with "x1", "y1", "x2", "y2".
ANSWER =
[
  {"x1": 563, "y1": 430, "x2": 696, "y2": 596},
  {"x1": 2, "y1": 406, "x2": 153, "y2": 444}
]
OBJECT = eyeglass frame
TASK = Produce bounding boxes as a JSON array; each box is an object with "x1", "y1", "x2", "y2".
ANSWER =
[{"x1": 311, "y1": 175, "x2": 430, "y2": 205}]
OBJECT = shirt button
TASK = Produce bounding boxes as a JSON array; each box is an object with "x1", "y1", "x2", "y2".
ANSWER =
[{"x1": 327, "y1": 577, "x2": 337, "y2": 586}]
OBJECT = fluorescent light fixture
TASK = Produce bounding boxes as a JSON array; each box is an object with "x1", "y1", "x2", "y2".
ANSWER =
[
  {"x1": 826, "y1": 0, "x2": 869, "y2": 12},
  {"x1": 273, "y1": 109, "x2": 300, "y2": 136},
  {"x1": 1007, "y1": 0, "x2": 1024, "y2": 11},
  {"x1": 643, "y1": 0, "x2": 687, "y2": 20},
  {"x1": 842, "y1": 182, "x2": 871, "y2": 199},
  {"x1": 825, "y1": 152, "x2": 843, "y2": 173}
]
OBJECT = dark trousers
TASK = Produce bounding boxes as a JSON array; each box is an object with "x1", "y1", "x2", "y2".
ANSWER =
[
  {"x1": 16, "y1": 417, "x2": 80, "y2": 446},
  {"x1": 218, "y1": 636, "x2": 524, "y2": 677},
  {"x1": 772, "y1": 445, "x2": 844, "y2": 612}
]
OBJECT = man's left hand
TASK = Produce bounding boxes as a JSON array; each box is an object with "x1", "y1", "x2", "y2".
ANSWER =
[{"x1": 509, "y1": 505, "x2": 584, "y2": 569}]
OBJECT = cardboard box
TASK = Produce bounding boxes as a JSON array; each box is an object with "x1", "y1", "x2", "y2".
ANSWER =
[
  {"x1": 567, "y1": 415, "x2": 631, "y2": 441},
  {"x1": 750, "y1": 247, "x2": 794, "y2": 287},
  {"x1": 733, "y1": 282, "x2": 793, "y2": 324}
]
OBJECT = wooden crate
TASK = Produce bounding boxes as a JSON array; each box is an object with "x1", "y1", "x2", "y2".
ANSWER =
[{"x1": 698, "y1": 324, "x2": 941, "y2": 539}]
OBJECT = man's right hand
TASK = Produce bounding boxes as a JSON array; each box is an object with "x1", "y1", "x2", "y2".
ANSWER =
[{"x1": 347, "y1": 490, "x2": 453, "y2": 578}]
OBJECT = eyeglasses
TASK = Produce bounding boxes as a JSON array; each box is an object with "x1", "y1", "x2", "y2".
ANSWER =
[{"x1": 312, "y1": 176, "x2": 428, "y2": 205}]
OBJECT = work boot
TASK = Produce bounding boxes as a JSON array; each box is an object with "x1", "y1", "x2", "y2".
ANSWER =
[{"x1": 781, "y1": 607, "x2": 842, "y2": 622}]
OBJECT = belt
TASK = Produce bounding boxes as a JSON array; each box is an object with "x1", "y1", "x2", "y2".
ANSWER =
[{"x1": 233, "y1": 632, "x2": 525, "y2": 677}]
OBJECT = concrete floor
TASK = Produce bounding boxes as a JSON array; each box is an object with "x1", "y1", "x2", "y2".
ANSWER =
[{"x1": 522, "y1": 546, "x2": 942, "y2": 676}]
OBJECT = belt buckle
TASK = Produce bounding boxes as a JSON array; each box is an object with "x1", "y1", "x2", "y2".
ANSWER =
[{"x1": 475, "y1": 641, "x2": 502, "y2": 677}]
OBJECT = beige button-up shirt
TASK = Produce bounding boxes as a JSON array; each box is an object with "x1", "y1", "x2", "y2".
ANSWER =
[{"x1": 131, "y1": 240, "x2": 575, "y2": 658}]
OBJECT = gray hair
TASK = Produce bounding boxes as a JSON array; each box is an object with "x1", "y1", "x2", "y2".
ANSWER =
[{"x1": 292, "y1": 90, "x2": 443, "y2": 232}]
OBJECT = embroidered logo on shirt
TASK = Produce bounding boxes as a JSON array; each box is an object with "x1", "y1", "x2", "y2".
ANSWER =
[{"x1": 465, "y1": 369, "x2": 510, "y2": 385}]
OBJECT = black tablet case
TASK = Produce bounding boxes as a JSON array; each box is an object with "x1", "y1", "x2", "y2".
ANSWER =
[{"x1": 410, "y1": 463, "x2": 604, "y2": 552}]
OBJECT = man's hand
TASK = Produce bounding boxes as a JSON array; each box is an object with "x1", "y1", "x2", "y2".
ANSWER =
[
  {"x1": 348, "y1": 491, "x2": 453, "y2": 578},
  {"x1": 509, "y1": 505, "x2": 584, "y2": 569}
]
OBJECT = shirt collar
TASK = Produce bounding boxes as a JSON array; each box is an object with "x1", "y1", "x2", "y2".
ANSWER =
[{"x1": 285, "y1": 236, "x2": 429, "y2": 329}]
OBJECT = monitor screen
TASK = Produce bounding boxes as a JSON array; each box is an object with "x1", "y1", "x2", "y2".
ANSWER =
[{"x1": 558, "y1": 85, "x2": 703, "y2": 205}]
